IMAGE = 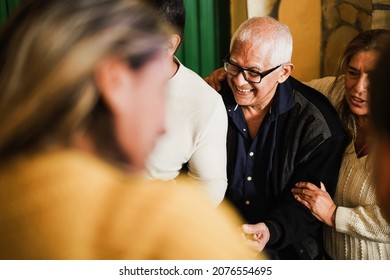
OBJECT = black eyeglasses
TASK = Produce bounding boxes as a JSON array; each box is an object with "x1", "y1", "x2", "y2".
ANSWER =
[{"x1": 223, "y1": 56, "x2": 282, "y2": 84}]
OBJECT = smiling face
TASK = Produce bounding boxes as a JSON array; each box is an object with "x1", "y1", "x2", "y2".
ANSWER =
[
  {"x1": 344, "y1": 50, "x2": 379, "y2": 119},
  {"x1": 227, "y1": 40, "x2": 283, "y2": 109}
]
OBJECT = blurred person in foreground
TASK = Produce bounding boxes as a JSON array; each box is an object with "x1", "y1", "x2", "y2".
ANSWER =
[
  {"x1": 293, "y1": 29, "x2": 390, "y2": 259},
  {"x1": 205, "y1": 17, "x2": 347, "y2": 259},
  {"x1": 370, "y1": 38, "x2": 390, "y2": 224},
  {"x1": 0, "y1": 0, "x2": 253, "y2": 260},
  {"x1": 144, "y1": 0, "x2": 228, "y2": 207}
]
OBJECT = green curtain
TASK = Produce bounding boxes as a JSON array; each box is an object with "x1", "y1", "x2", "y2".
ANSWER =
[
  {"x1": 0, "y1": 0, "x2": 21, "y2": 25},
  {"x1": 177, "y1": 0, "x2": 230, "y2": 78}
]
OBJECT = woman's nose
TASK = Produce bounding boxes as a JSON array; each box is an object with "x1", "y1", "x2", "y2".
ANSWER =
[{"x1": 355, "y1": 75, "x2": 368, "y2": 94}]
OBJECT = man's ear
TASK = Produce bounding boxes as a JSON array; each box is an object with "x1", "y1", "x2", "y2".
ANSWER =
[
  {"x1": 167, "y1": 34, "x2": 181, "y2": 56},
  {"x1": 95, "y1": 58, "x2": 134, "y2": 114},
  {"x1": 277, "y1": 63, "x2": 294, "y2": 83}
]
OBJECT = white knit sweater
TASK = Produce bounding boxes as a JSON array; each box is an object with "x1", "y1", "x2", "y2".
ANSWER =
[
  {"x1": 145, "y1": 58, "x2": 228, "y2": 207},
  {"x1": 306, "y1": 77, "x2": 390, "y2": 259}
]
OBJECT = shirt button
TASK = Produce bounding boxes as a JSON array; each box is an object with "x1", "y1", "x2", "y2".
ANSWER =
[
  {"x1": 243, "y1": 128, "x2": 246, "y2": 132},
  {"x1": 249, "y1": 152, "x2": 254, "y2": 157},
  {"x1": 245, "y1": 200, "x2": 250, "y2": 205},
  {"x1": 247, "y1": 176, "x2": 252, "y2": 181}
]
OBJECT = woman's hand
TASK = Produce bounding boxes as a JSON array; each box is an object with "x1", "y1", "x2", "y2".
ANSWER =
[
  {"x1": 291, "y1": 182, "x2": 337, "y2": 227},
  {"x1": 204, "y1": 67, "x2": 226, "y2": 91}
]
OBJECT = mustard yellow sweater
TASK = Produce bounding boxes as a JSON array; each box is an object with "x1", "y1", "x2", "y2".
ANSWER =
[{"x1": 0, "y1": 149, "x2": 253, "y2": 260}]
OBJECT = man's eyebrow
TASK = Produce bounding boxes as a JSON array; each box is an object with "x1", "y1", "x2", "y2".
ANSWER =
[{"x1": 230, "y1": 58, "x2": 262, "y2": 71}]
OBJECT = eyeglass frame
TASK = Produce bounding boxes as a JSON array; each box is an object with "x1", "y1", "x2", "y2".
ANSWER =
[{"x1": 223, "y1": 55, "x2": 282, "y2": 84}]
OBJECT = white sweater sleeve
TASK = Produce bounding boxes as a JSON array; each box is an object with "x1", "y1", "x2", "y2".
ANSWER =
[
  {"x1": 335, "y1": 205, "x2": 390, "y2": 243},
  {"x1": 186, "y1": 97, "x2": 228, "y2": 207}
]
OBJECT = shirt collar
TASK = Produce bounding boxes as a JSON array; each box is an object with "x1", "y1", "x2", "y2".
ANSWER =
[
  {"x1": 225, "y1": 77, "x2": 295, "y2": 119},
  {"x1": 270, "y1": 77, "x2": 295, "y2": 117}
]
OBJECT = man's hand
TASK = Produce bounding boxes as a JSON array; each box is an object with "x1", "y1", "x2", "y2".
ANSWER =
[
  {"x1": 204, "y1": 67, "x2": 226, "y2": 91},
  {"x1": 241, "y1": 223, "x2": 270, "y2": 253}
]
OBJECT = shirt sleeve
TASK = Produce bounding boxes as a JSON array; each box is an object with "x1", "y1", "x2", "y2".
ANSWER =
[
  {"x1": 186, "y1": 97, "x2": 228, "y2": 207},
  {"x1": 265, "y1": 134, "x2": 347, "y2": 249},
  {"x1": 108, "y1": 179, "x2": 256, "y2": 260},
  {"x1": 148, "y1": 184, "x2": 257, "y2": 259},
  {"x1": 335, "y1": 205, "x2": 390, "y2": 243}
]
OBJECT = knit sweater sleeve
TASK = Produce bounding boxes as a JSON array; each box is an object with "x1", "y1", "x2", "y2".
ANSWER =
[
  {"x1": 186, "y1": 96, "x2": 228, "y2": 207},
  {"x1": 328, "y1": 141, "x2": 390, "y2": 244},
  {"x1": 335, "y1": 205, "x2": 390, "y2": 243}
]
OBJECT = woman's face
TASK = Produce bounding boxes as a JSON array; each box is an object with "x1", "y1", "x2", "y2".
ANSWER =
[
  {"x1": 113, "y1": 50, "x2": 170, "y2": 170},
  {"x1": 344, "y1": 50, "x2": 379, "y2": 118}
]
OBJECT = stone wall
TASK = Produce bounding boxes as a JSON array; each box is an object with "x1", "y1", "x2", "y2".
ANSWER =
[
  {"x1": 322, "y1": 0, "x2": 372, "y2": 76},
  {"x1": 321, "y1": 0, "x2": 390, "y2": 76}
]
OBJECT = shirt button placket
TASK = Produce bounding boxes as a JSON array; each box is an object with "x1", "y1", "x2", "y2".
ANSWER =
[{"x1": 244, "y1": 148, "x2": 254, "y2": 207}]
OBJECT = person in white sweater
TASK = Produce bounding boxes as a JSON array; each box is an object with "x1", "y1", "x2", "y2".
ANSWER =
[
  {"x1": 145, "y1": 0, "x2": 227, "y2": 206},
  {"x1": 292, "y1": 29, "x2": 390, "y2": 259}
]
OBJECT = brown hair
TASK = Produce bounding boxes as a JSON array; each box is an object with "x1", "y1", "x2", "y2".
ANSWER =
[{"x1": 0, "y1": 0, "x2": 171, "y2": 164}]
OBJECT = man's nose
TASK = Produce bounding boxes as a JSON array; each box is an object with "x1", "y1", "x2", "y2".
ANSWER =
[{"x1": 233, "y1": 70, "x2": 248, "y2": 85}]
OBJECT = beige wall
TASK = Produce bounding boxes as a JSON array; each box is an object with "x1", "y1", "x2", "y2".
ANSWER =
[
  {"x1": 279, "y1": 0, "x2": 321, "y2": 81},
  {"x1": 230, "y1": 0, "x2": 247, "y2": 36},
  {"x1": 231, "y1": 0, "x2": 322, "y2": 81},
  {"x1": 230, "y1": 0, "x2": 390, "y2": 82}
]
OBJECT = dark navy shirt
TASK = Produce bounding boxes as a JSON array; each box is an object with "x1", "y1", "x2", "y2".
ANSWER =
[
  {"x1": 223, "y1": 80, "x2": 295, "y2": 224},
  {"x1": 219, "y1": 77, "x2": 347, "y2": 256}
]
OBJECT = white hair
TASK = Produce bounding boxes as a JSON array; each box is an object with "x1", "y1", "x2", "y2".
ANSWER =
[{"x1": 230, "y1": 17, "x2": 293, "y2": 66}]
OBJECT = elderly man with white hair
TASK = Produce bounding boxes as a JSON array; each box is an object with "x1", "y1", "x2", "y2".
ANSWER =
[{"x1": 208, "y1": 17, "x2": 348, "y2": 259}]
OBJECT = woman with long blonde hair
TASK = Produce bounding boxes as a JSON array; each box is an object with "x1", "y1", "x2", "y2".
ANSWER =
[
  {"x1": 0, "y1": 0, "x2": 251, "y2": 260},
  {"x1": 293, "y1": 29, "x2": 390, "y2": 259}
]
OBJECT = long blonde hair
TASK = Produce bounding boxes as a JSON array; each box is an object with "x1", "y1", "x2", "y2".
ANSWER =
[{"x1": 0, "y1": 0, "x2": 171, "y2": 163}]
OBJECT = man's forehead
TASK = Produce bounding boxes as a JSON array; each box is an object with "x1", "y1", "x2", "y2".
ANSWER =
[
  {"x1": 230, "y1": 40, "x2": 273, "y2": 66},
  {"x1": 232, "y1": 37, "x2": 273, "y2": 51}
]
